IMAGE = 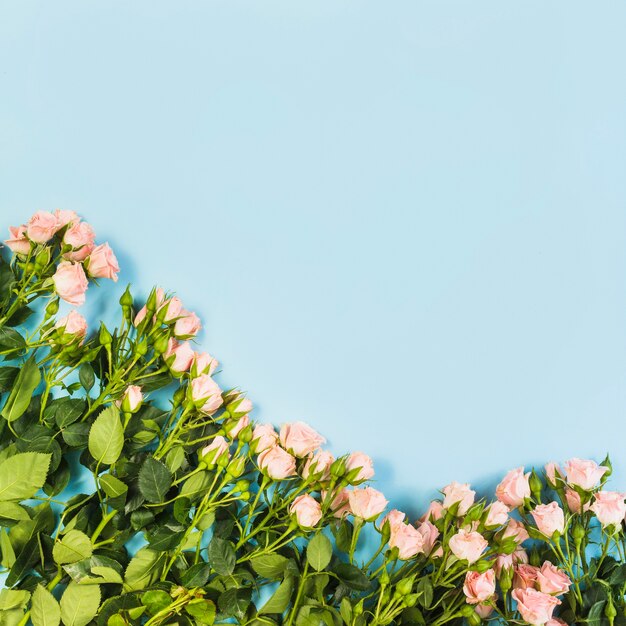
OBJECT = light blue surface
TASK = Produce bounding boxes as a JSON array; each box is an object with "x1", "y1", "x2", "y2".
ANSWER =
[{"x1": 1, "y1": 2, "x2": 625, "y2": 518}]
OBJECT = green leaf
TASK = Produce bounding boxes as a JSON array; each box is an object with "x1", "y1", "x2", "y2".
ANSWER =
[
  {"x1": 59, "y1": 582, "x2": 100, "y2": 626},
  {"x1": 78, "y1": 364, "x2": 95, "y2": 392},
  {"x1": 138, "y1": 458, "x2": 172, "y2": 504},
  {"x1": 46, "y1": 398, "x2": 86, "y2": 428},
  {"x1": 0, "y1": 367, "x2": 19, "y2": 393},
  {"x1": 333, "y1": 563, "x2": 371, "y2": 591},
  {"x1": 0, "y1": 328, "x2": 25, "y2": 354},
  {"x1": 99, "y1": 475, "x2": 128, "y2": 499},
  {"x1": 31, "y1": 584, "x2": 61, "y2": 626},
  {"x1": 0, "y1": 502, "x2": 29, "y2": 522},
  {"x1": 186, "y1": 599, "x2": 216, "y2": 624},
  {"x1": 53, "y1": 530, "x2": 93, "y2": 565},
  {"x1": 61, "y1": 423, "x2": 90, "y2": 448},
  {"x1": 180, "y1": 471, "x2": 211, "y2": 501},
  {"x1": 6, "y1": 535, "x2": 40, "y2": 586},
  {"x1": 88, "y1": 406, "x2": 124, "y2": 465},
  {"x1": 1, "y1": 530, "x2": 16, "y2": 568},
  {"x1": 1, "y1": 356, "x2": 40, "y2": 422},
  {"x1": 250, "y1": 554, "x2": 290, "y2": 579},
  {"x1": 0, "y1": 589, "x2": 30, "y2": 610},
  {"x1": 0, "y1": 452, "x2": 51, "y2": 501},
  {"x1": 208, "y1": 537, "x2": 236, "y2": 576},
  {"x1": 123, "y1": 548, "x2": 163, "y2": 591},
  {"x1": 181, "y1": 562, "x2": 211, "y2": 587},
  {"x1": 259, "y1": 577, "x2": 294, "y2": 615},
  {"x1": 415, "y1": 577, "x2": 433, "y2": 609},
  {"x1": 141, "y1": 590, "x2": 171, "y2": 615},
  {"x1": 307, "y1": 533, "x2": 332, "y2": 572}
]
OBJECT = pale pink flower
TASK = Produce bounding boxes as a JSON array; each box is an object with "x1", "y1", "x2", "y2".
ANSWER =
[
  {"x1": 512, "y1": 588, "x2": 561, "y2": 625},
  {"x1": 226, "y1": 415, "x2": 250, "y2": 439},
  {"x1": 485, "y1": 501, "x2": 509, "y2": 528},
  {"x1": 201, "y1": 436, "x2": 230, "y2": 464},
  {"x1": 54, "y1": 209, "x2": 79, "y2": 227},
  {"x1": 324, "y1": 488, "x2": 351, "y2": 518},
  {"x1": 590, "y1": 491, "x2": 626, "y2": 528},
  {"x1": 496, "y1": 467, "x2": 531, "y2": 508},
  {"x1": 251, "y1": 424, "x2": 278, "y2": 453},
  {"x1": 421, "y1": 500, "x2": 444, "y2": 522},
  {"x1": 5, "y1": 225, "x2": 30, "y2": 255},
  {"x1": 189, "y1": 374, "x2": 223, "y2": 414},
  {"x1": 389, "y1": 519, "x2": 424, "y2": 559},
  {"x1": 463, "y1": 569, "x2": 496, "y2": 604},
  {"x1": 290, "y1": 494, "x2": 322, "y2": 528},
  {"x1": 55, "y1": 310, "x2": 87, "y2": 340},
  {"x1": 345, "y1": 452, "x2": 374, "y2": 482},
  {"x1": 302, "y1": 450, "x2": 334, "y2": 481},
  {"x1": 192, "y1": 352, "x2": 219, "y2": 377},
  {"x1": 503, "y1": 519, "x2": 530, "y2": 544},
  {"x1": 513, "y1": 564, "x2": 540, "y2": 590},
  {"x1": 258, "y1": 446, "x2": 297, "y2": 480},
  {"x1": 87, "y1": 243, "x2": 119, "y2": 281},
  {"x1": 279, "y1": 422, "x2": 326, "y2": 457},
  {"x1": 27, "y1": 211, "x2": 59, "y2": 243},
  {"x1": 448, "y1": 529, "x2": 488, "y2": 564},
  {"x1": 536, "y1": 562, "x2": 571, "y2": 596},
  {"x1": 494, "y1": 547, "x2": 528, "y2": 576},
  {"x1": 417, "y1": 520, "x2": 440, "y2": 555},
  {"x1": 53, "y1": 262, "x2": 89, "y2": 306},
  {"x1": 563, "y1": 458, "x2": 608, "y2": 490},
  {"x1": 63, "y1": 221, "x2": 95, "y2": 261},
  {"x1": 531, "y1": 502, "x2": 565, "y2": 536},
  {"x1": 121, "y1": 385, "x2": 143, "y2": 412},
  {"x1": 545, "y1": 462, "x2": 562, "y2": 487},
  {"x1": 475, "y1": 604, "x2": 494, "y2": 619},
  {"x1": 348, "y1": 487, "x2": 388, "y2": 520},
  {"x1": 164, "y1": 339, "x2": 195, "y2": 374},
  {"x1": 442, "y1": 481, "x2": 475, "y2": 516},
  {"x1": 174, "y1": 310, "x2": 202, "y2": 338}
]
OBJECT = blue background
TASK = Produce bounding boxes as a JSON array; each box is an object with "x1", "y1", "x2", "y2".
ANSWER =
[{"x1": 1, "y1": 2, "x2": 625, "y2": 517}]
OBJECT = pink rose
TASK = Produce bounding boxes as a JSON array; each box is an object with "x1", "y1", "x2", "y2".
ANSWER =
[
  {"x1": 545, "y1": 462, "x2": 562, "y2": 488},
  {"x1": 531, "y1": 502, "x2": 565, "y2": 536},
  {"x1": 448, "y1": 529, "x2": 488, "y2": 564},
  {"x1": 563, "y1": 458, "x2": 608, "y2": 490},
  {"x1": 590, "y1": 491, "x2": 626, "y2": 527},
  {"x1": 225, "y1": 393, "x2": 252, "y2": 417},
  {"x1": 416, "y1": 520, "x2": 440, "y2": 555},
  {"x1": 53, "y1": 262, "x2": 89, "y2": 306},
  {"x1": 503, "y1": 519, "x2": 530, "y2": 544},
  {"x1": 27, "y1": 211, "x2": 59, "y2": 243},
  {"x1": 345, "y1": 452, "x2": 374, "y2": 482},
  {"x1": 463, "y1": 569, "x2": 496, "y2": 604},
  {"x1": 546, "y1": 620, "x2": 568, "y2": 626},
  {"x1": 87, "y1": 243, "x2": 120, "y2": 282},
  {"x1": 512, "y1": 588, "x2": 561, "y2": 625},
  {"x1": 226, "y1": 415, "x2": 250, "y2": 439},
  {"x1": 348, "y1": 487, "x2": 388, "y2": 520},
  {"x1": 290, "y1": 494, "x2": 322, "y2": 528},
  {"x1": 485, "y1": 501, "x2": 509, "y2": 528},
  {"x1": 421, "y1": 500, "x2": 444, "y2": 523},
  {"x1": 325, "y1": 488, "x2": 351, "y2": 518},
  {"x1": 189, "y1": 374, "x2": 223, "y2": 414},
  {"x1": 389, "y1": 519, "x2": 424, "y2": 560},
  {"x1": 496, "y1": 467, "x2": 531, "y2": 508},
  {"x1": 192, "y1": 352, "x2": 219, "y2": 377},
  {"x1": 121, "y1": 385, "x2": 143, "y2": 413},
  {"x1": 251, "y1": 424, "x2": 278, "y2": 453},
  {"x1": 279, "y1": 422, "x2": 326, "y2": 457},
  {"x1": 164, "y1": 339, "x2": 195, "y2": 374},
  {"x1": 442, "y1": 481, "x2": 476, "y2": 516},
  {"x1": 174, "y1": 310, "x2": 202, "y2": 338},
  {"x1": 55, "y1": 310, "x2": 87, "y2": 340},
  {"x1": 201, "y1": 435, "x2": 230, "y2": 464},
  {"x1": 302, "y1": 450, "x2": 334, "y2": 481},
  {"x1": 495, "y1": 547, "x2": 528, "y2": 576},
  {"x1": 513, "y1": 564, "x2": 540, "y2": 590},
  {"x1": 382, "y1": 509, "x2": 406, "y2": 531},
  {"x1": 565, "y1": 488, "x2": 582, "y2": 514},
  {"x1": 5, "y1": 225, "x2": 30, "y2": 255},
  {"x1": 54, "y1": 209, "x2": 79, "y2": 228},
  {"x1": 258, "y1": 446, "x2": 297, "y2": 480},
  {"x1": 63, "y1": 221, "x2": 95, "y2": 261},
  {"x1": 536, "y1": 562, "x2": 571, "y2": 596},
  {"x1": 475, "y1": 604, "x2": 494, "y2": 619}
]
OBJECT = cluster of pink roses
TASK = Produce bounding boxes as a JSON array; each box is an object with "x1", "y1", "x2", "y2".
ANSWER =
[{"x1": 5, "y1": 209, "x2": 119, "y2": 306}]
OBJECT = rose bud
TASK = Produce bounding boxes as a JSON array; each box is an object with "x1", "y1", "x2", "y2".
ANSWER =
[
  {"x1": 164, "y1": 339, "x2": 195, "y2": 374},
  {"x1": 290, "y1": 494, "x2": 322, "y2": 528},
  {"x1": 448, "y1": 529, "x2": 488, "y2": 564},
  {"x1": 174, "y1": 310, "x2": 202, "y2": 338},
  {"x1": 86, "y1": 243, "x2": 120, "y2": 282},
  {"x1": 563, "y1": 458, "x2": 608, "y2": 491},
  {"x1": 191, "y1": 352, "x2": 219, "y2": 377},
  {"x1": 279, "y1": 422, "x2": 326, "y2": 458},
  {"x1": 463, "y1": 569, "x2": 496, "y2": 605},
  {"x1": 201, "y1": 436, "x2": 230, "y2": 467},
  {"x1": 53, "y1": 262, "x2": 89, "y2": 306},
  {"x1": 531, "y1": 502, "x2": 565, "y2": 537},
  {"x1": 189, "y1": 374, "x2": 223, "y2": 415},
  {"x1": 250, "y1": 424, "x2": 278, "y2": 454},
  {"x1": 5, "y1": 225, "x2": 31, "y2": 255},
  {"x1": 257, "y1": 446, "x2": 297, "y2": 480},
  {"x1": 496, "y1": 467, "x2": 531, "y2": 508},
  {"x1": 345, "y1": 452, "x2": 375, "y2": 483},
  {"x1": 302, "y1": 450, "x2": 335, "y2": 482},
  {"x1": 348, "y1": 487, "x2": 388, "y2": 521},
  {"x1": 55, "y1": 310, "x2": 87, "y2": 343},
  {"x1": 63, "y1": 221, "x2": 95, "y2": 262},
  {"x1": 442, "y1": 481, "x2": 476, "y2": 516},
  {"x1": 121, "y1": 385, "x2": 143, "y2": 413}
]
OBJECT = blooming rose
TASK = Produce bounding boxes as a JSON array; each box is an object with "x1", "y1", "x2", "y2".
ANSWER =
[
  {"x1": 302, "y1": 450, "x2": 334, "y2": 481},
  {"x1": 201, "y1": 435, "x2": 230, "y2": 464},
  {"x1": 442, "y1": 481, "x2": 476, "y2": 516},
  {"x1": 448, "y1": 529, "x2": 488, "y2": 564},
  {"x1": 590, "y1": 491, "x2": 626, "y2": 528},
  {"x1": 563, "y1": 458, "x2": 608, "y2": 490},
  {"x1": 495, "y1": 547, "x2": 528, "y2": 576},
  {"x1": 192, "y1": 352, "x2": 219, "y2": 377},
  {"x1": 87, "y1": 243, "x2": 119, "y2": 281},
  {"x1": 545, "y1": 462, "x2": 562, "y2": 487},
  {"x1": 345, "y1": 452, "x2": 374, "y2": 482},
  {"x1": 536, "y1": 562, "x2": 571, "y2": 596},
  {"x1": 417, "y1": 520, "x2": 440, "y2": 555},
  {"x1": 496, "y1": 467, "x2": 531, "y2": 508},
  {"x1": 53, "y1": 262, "x2": 89, "y2": 306},
  {"x1": 5, "y1": 225, "x2": 30, "y2": 255},
  {"x1": 485, "y1": 501, "x2": 509, "y2": 527},
  {"x1": 512, "y1": 588, "x2": 561, "y2": 625},
  {"x1": 389, "y1": 518, "x2": 424, "y2": 559},
  {"x1": 63, "y1": 221, "x2": 95, "y2": 261},
  {"x1": 174, "y1": 310, "x2": 202, "y2": 338},
  {"x1": 251, "y1": 424, "x2": 278, "y2": 453},
  {"x1": 279, "y1": 422, "x2": 326, "y2": 457},
  {"x1": 513, "y1": 564, "x2": 540, "y2": 590},
  {"x1": 54, "y1": 209, "x2": 79, "y2": 227},
  {"x1": 290, "y1": 494, "x2": 322, "y2": 528},
  {"x1": 325, "y1": 488, "x2": 351, "y2": 518},
  {"x1": 27, "y1": 211, "x2": 59, "y2": 243},
  {"x1": 503, "y1": 519, "x2": 530, "y2": 544},
  {"x1": 421, "y1": 500, "x2": 444, "y2": 522},
  {"x1": 258, "y1": 446, "x2": 297, "y2": 480},
  {"x1": 164, "y1": 339, "x2": 195, "y2": 374},
  {"x1": 348, "y1": 487, "x2": 388, "y2": 520},
  {"x1": 55, "y1": 310, "x2": 87, "y2": 340},
  {"x1": 531, "y1": 502, "x2": 565, "y2": 536},
  {"x1": 189, "y1": 374, "x2": 223, "y2": 415},
  {"x1": 121, "y1": 385, "x2": 143, "y2": 413},
  {"x1": 382, "y1": 509, "x2": 406, "y2": 531},
  {"x1": 463, "y1": 569, "x2": 496, "y2": 604}
]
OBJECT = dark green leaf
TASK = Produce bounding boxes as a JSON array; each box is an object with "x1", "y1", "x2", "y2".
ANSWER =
[
  {"x1": 138, "y1": 458, "x2": 172, "y2": 504},
  {"x1": 1, "y1": 355, "x2": 41, "y2": 422},
  {"x1": 208, "y1": 537, "x2": 236, "y2": 576}
]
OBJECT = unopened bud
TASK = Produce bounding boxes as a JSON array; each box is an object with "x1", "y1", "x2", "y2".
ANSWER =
[{"x1": 99, "y1": 324, "x2": 112, "y2": 346}]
